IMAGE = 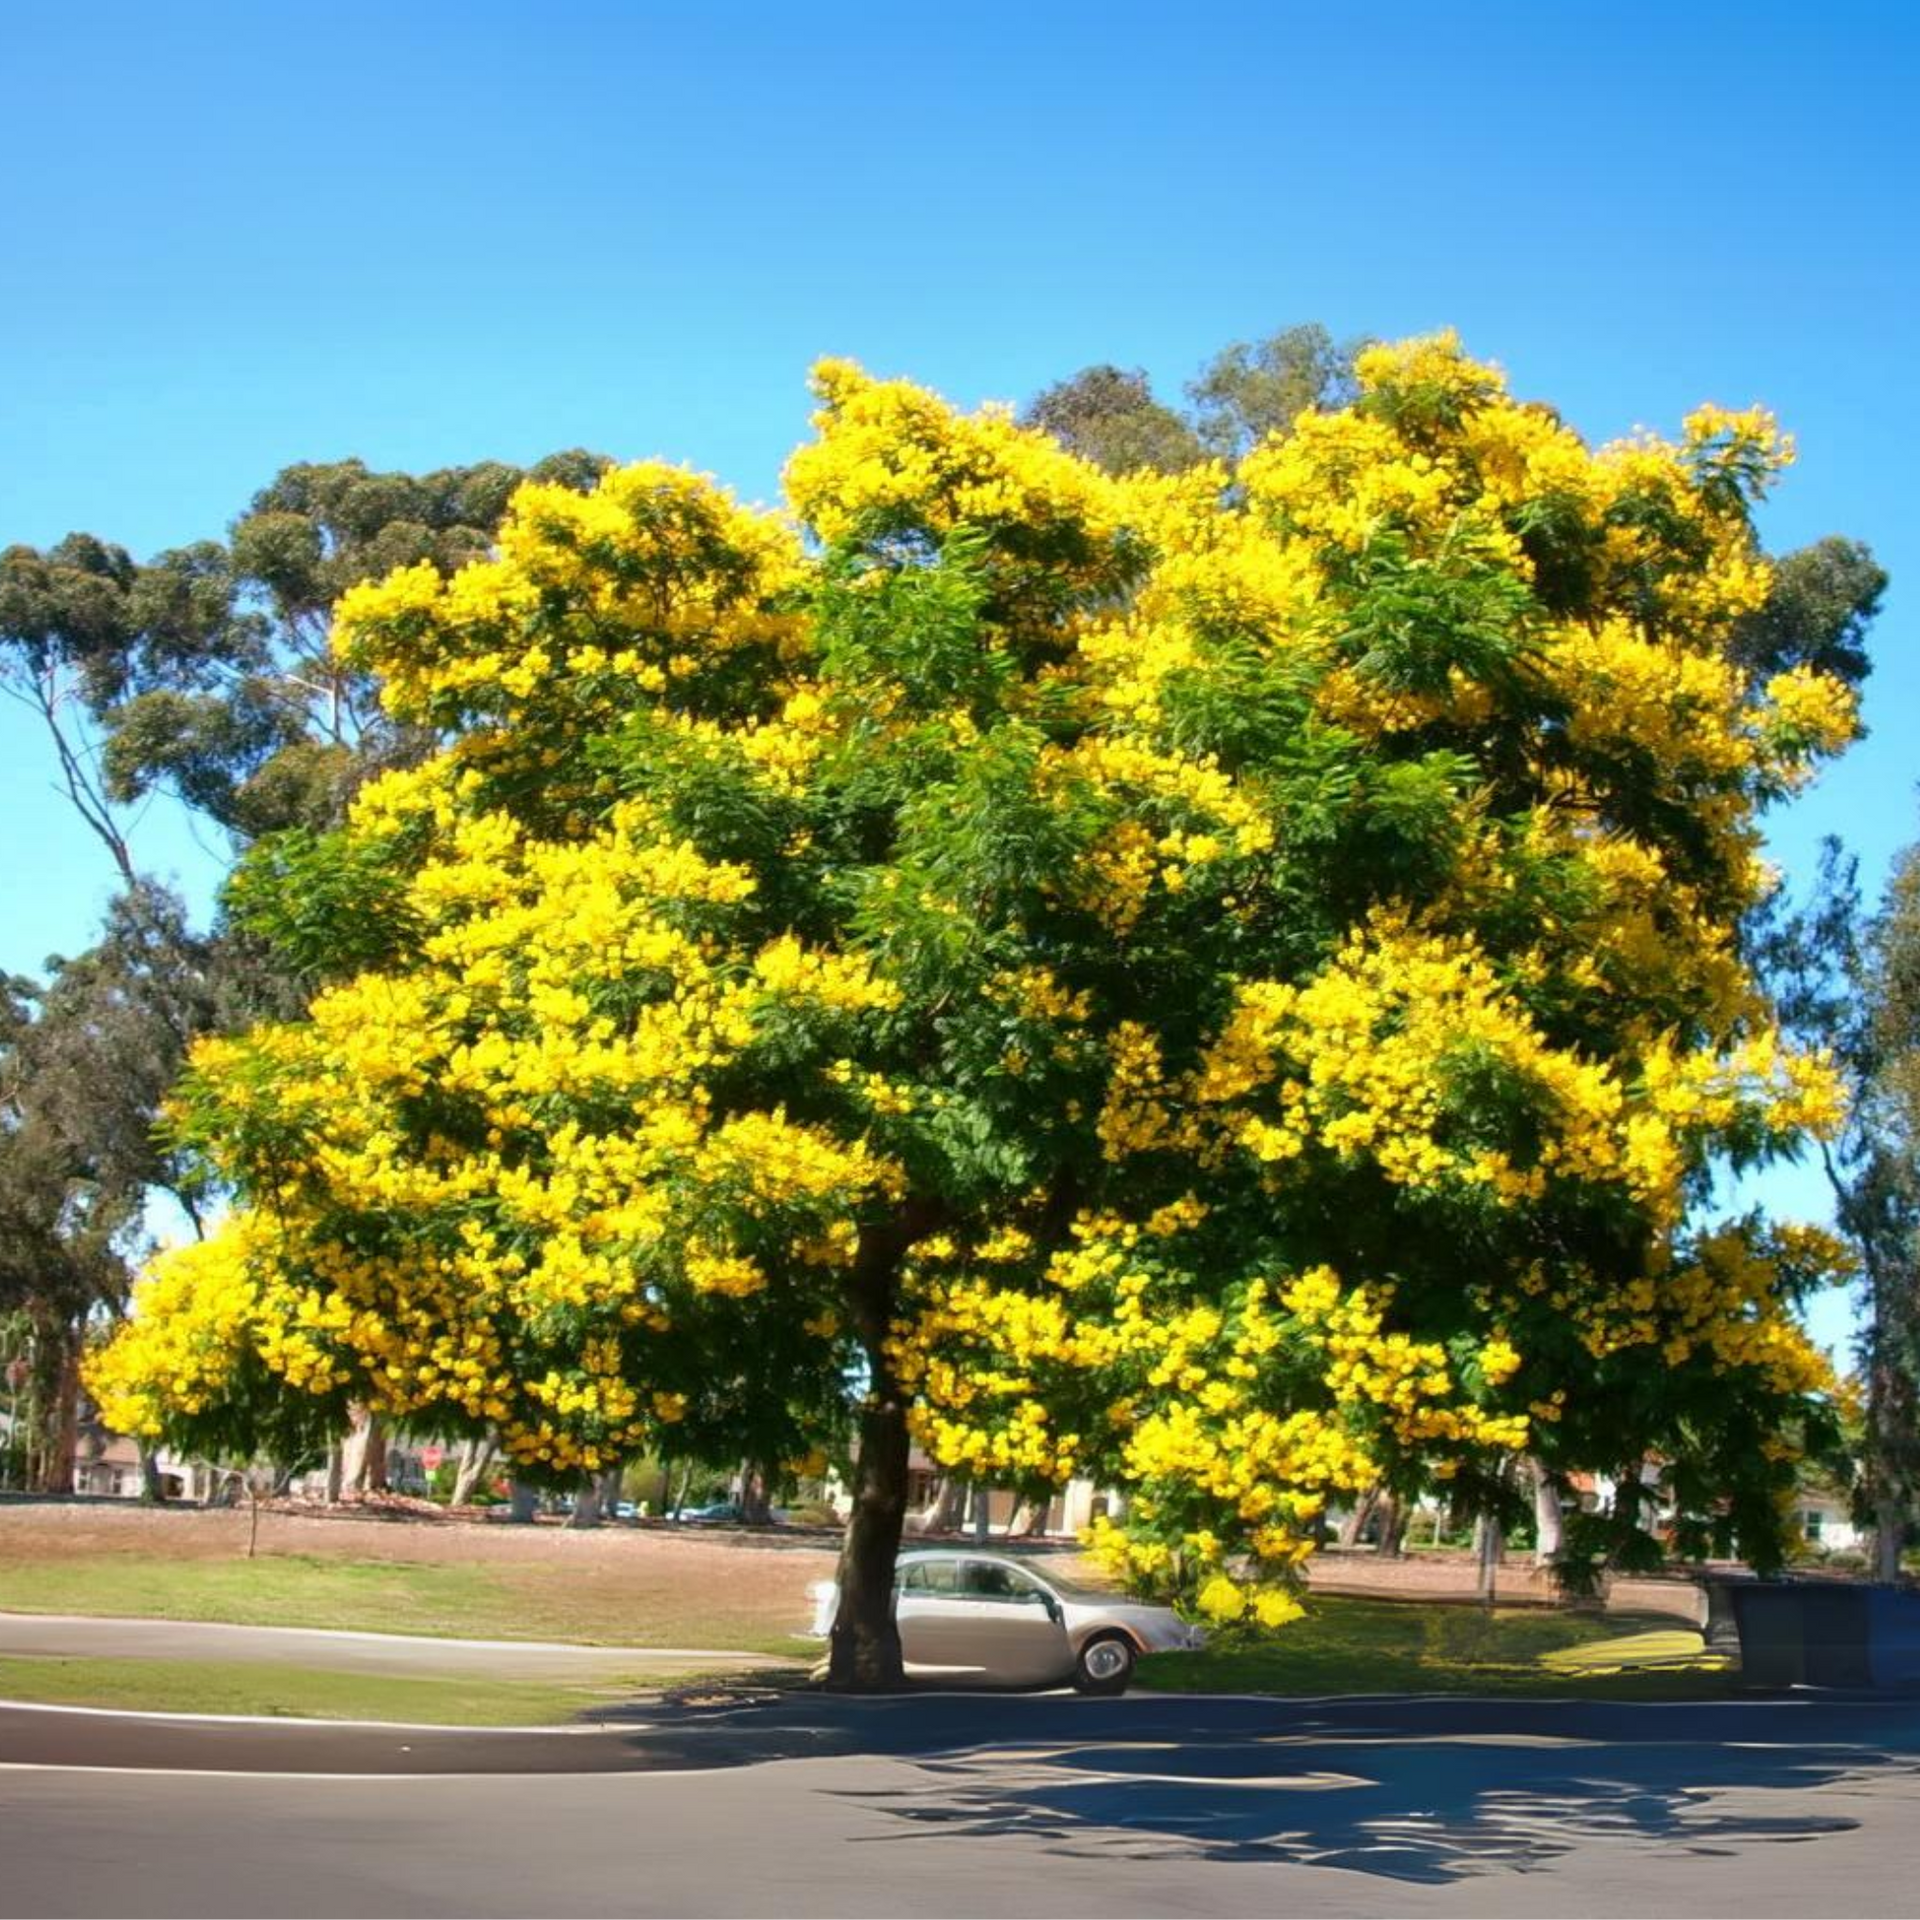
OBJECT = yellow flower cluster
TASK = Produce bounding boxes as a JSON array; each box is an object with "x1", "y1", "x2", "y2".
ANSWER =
[
  {"x1": 87, "y1": 1222, "x2": 277, "y2": 1436},
  {"x1": 785, "y1": 361, "x2": 1135, "y2": 585},
  {"x1": 335, "y1": 462, "x2": 804, "y2": 729}
]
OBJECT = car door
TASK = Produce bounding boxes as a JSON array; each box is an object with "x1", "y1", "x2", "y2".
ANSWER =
[
  {"x1": 945, "y1": 1559, "x2": 1075, "y2": 1684},
  {"x1": 895, "y1": 1558, "x2": 972, "y2": 1671}
]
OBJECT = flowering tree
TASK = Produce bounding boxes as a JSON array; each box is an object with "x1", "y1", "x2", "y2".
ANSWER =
[{"x1": 91, "y1": 336, "x2": 1856, "y2": 1686}]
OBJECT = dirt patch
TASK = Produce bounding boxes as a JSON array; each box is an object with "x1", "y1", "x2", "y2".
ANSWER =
[{"x1": 0, "y1": 1500, "x2": 844, "y2": 1645}]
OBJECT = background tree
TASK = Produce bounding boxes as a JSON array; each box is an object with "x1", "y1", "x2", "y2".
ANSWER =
[
  {"x1": 91, "y1": 336, "x2": 1860, "y2": 1690},
  {"x1": 1, "y1": 451, "x2": 614, "y2": 859},
  {"x1": 1022, "y1": 366, "x2": 1205, "y2": 475},
  {"x1": 1021, "y1": 321, "x2": 1364, "y2": 477},
  {"x1": 1184, "y1": 321, "x2": 1366, "y2": 461},
  {"x1": 1761, "y1": 836, "x2": 1920, "y2": 1577},
  {"x1": 0, "y1": 453, "x2": 611, "y2": 1494},
  {"x1": 0, "y1": 535, "x2": 146, "y2": 882},
  {"x1": 1729, "y1": 536, "x2": 1887, "y2": 693},
  {"x1": 0, "y1": 883, "x2": 243, "y2": 1491}
]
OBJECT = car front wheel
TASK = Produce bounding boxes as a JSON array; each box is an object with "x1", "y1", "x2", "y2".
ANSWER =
[{"x1": 1072, "y1": 1632, "x2": 1136, "y2": 1695}]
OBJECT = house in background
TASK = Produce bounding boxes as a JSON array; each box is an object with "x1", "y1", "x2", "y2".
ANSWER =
[
  {"x1": 1797, "y1": 1486, "x2": 1863, "y2": 1554},
  {"x1": 70, "y1": 1422, "x2": 220, "y2": 1501}
]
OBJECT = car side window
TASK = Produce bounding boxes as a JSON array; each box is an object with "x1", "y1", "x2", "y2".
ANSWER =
[
  {"x1": 900, "y1": 1561, "x2": 959, "y2": 1595},
  {"x1": 960, "y1": 1560, "x2": 1046, "y2": 1604}
]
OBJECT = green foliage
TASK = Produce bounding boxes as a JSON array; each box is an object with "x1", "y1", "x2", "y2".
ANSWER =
[{"x1": 225, "y1": 826, "x2": 424, "y2": 983}]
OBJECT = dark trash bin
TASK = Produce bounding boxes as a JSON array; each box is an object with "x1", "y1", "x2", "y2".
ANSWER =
[
  {"x1": 1718, "y1": 1578, "x2": 1920, "y2": 1690},
  {"x1": 1866, "y1": 1586, "x2": 1920, "y2": 1688}
]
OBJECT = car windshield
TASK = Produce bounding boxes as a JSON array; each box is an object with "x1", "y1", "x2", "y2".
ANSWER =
[{"x1": 1030, "y1": 1570, "x2": 1127, "y2": 1603}]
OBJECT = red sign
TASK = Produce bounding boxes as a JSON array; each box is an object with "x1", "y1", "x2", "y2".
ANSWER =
[{"x1": 419, "y1": 1445, "x2": 444, "y2": 1471}]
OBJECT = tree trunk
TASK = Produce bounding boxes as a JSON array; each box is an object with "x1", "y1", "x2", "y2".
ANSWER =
[
  {"x1": 508, "y1": 1478, "x2": 541, "y2": 1524},
  {"x1": 568, "y1": 1472, "x2": 606, "y2": 1528},
  {"x1": 137, "y1": 1443, "x2": 167, "y2": 1504},
  {"x1": 45, "y1": 1330, "x2": 80, "y2": 1495},
  {"x1": 450, "y1": 1434, "x2": 497, "y2": 1507},
  {"x1": 1876, "y1": 1501, "x2": 1905, "y2": 1584},
  {"x1": 324, "y1": 1441, "x2": 344, "y2": 1504},
  {"x1": 1006, "y1": 1493, "x2": 1052, "y2": 1537},
  {"x1": 971, "y1": 1482, "x2": 993, "y2": 1541},
  {"x1": 826, "y1": 1216, "x2": 931, "y2": 1692},
  {"x1": 1529, "y1": 1457, "x2": 1565, "y2": 1565},
  {"x1": 672, "y1": 1460, "x2": 697, "y2": 1517},
  {"x1": 826, "y1": 1386, "x2": 910, "y2": 1690},
  {"x1": 341, "y1": 1408, "x2": 388, "y2": 1494},
  {"x1": 1867, "y1": 1344, "x2": 1915, "y2": 1583},
  {"x1": 921, "y1": 1476, "x2": 967, "y2": 1533},
  {"x1": 1375, "y1": 1493, "x2": 1408, "y2": 1557},
  {"x1": 1606, "y1": 1461, "x2": 1646, "y2": 1576},
  {"x1": 25, "y1": 1310, "x2": 80, "y2": 1495},
  {"x1": 739, "y1": 1460, "x2": 774, "y2": 1526},
  {"x1": 1475, "y1": 1512, "x2": 1503, "y2": 1609},
  {"x1": 1337, "y1": 1486, "x2": 1379, "y2": 1550}
]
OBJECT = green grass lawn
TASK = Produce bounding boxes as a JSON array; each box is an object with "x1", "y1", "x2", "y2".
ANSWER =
[
  {"x1": 2, "y1": 1553, "x2": 519, "y2": 1638},
  {"x1": 0, "y1": 1654, "x2": 720, "y2": 1726},
  {"x1": 0, "y1": 1585, "x2": 1730, "y2": 1716},
  {"x1": 1137, "y1": 1594, "x2": 1733, "y2": 1700},
  {"x1": 0, "y1": 1552, "x2": 813, "y2": 1657}
]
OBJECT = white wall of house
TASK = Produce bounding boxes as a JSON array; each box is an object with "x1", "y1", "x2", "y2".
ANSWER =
[
  {"x1": 68, "y1": 1448, "x2": 218, "y2": 1501},
  {"x1": 1798, "y1": 1493, "x2": 1862, "y2": 1552}
]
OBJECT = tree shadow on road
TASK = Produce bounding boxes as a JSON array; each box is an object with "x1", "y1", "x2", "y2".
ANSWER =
[{"x1": 612, "y1": 1689, "x2": 1920, "y2": 1887}]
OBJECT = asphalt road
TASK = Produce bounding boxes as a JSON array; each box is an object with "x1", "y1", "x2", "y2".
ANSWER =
[{"x1": 6, "y1": 1689, "x2": 1920, "y2": 1915}]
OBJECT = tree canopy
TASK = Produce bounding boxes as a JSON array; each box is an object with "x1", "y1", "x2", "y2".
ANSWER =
[{"x1": 91, "y1": 334, "x2": 1860, "y2": 1684}]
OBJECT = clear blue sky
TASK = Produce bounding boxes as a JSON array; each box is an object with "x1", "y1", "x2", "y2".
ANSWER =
[{"x1": 3, "y1": 0, "x2": 1915, "y2": 1345}]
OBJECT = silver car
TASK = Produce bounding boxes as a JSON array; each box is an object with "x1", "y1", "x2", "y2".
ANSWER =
[{"x1": 808, "y1": 1549, "x2": 1203, "y2": 1694}]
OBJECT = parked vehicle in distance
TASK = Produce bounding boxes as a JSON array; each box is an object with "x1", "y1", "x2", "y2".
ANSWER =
[
  {"x1": 807, "y1": 1549, "x2": 1203, "y2": 1694},
  {"x1": 672, "y1": 1499, "x2": 792, "y2": 1524}
]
